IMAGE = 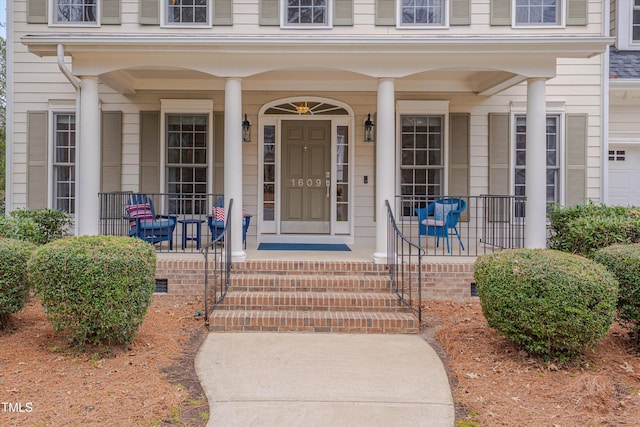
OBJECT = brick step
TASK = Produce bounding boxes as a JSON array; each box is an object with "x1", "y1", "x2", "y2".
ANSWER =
[
  {"x1": 233, "y1": 260, "x2": 388, "y2": 275},
  {"x1": 207, "y1": 310, "x2": 419, "y2": 334},
  {"x1": 220, "y1": 291, "x2": 404, "y2": 312},
  {"x1": 229, "y1": 274, "x2": 392, "y2": 292}
]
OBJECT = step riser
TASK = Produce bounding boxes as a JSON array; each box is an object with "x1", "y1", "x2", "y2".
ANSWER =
[
  {"x1": 220, "y1": 293, "x2": 404, "y2": 312},
  {"x1": 234, "y1": 261, "x2": 388, "y2": 275},
  {"x1": 230, "y1": 277, "x2": 392, "y2": 293}
]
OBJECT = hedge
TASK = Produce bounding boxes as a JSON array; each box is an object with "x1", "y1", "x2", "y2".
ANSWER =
[{"x1": 0, "y1": 238, "x2": 37, "y2": 328}]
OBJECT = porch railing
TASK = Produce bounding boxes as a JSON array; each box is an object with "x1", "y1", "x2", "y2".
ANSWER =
[
  {"x1": 98, "y1": 191, "x2": 223, "y2": 253},
  {"x1": 386, "y1": 200, "x2": 423, "y2": 323},
  {"x1": 202, "y1": 199, "x2": 234, "y2": 325},
  {"x1": 394, "y1": 195, "x2": 526, "y2": 256}
]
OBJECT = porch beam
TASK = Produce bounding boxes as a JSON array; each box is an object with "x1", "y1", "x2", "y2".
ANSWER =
[{"x1": 524, "y1": 78, "x2": 547, "y2": 249}]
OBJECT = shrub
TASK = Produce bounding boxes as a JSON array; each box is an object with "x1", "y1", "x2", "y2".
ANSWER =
[
  {"x1": 0, "y1": 238, "x2": 37, "y2": 328},
  {"x1": 474, "y1": 249, "x2": 618, "y2": 362},
  {"x1": 593, "y1": 244, "x2": 640, "y2": 339},
  {"x1": 0, "y1": 208, "x2": 73, "y2": 245},
  {"x1": 29, "y1": 235, "x2": 156, "y2": 346},
  {"x1": 548, "y1": 203, "x2": 640, "y2": 257}
]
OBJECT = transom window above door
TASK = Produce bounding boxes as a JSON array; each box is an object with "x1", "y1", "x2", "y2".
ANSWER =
[
  {"x1": 399, "y1": 0, "x2": 447, "y2": 27},
  {"x1": 264, "y1": 100, "x2": 349, "y2": 115},
  {"x1": 283, "y1": 0, "x2": 331, "y2": 28}
]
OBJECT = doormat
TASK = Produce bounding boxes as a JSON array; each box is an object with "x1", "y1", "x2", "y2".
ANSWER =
[{"x1": 257, "y1": 243, "x2": 351, "y2": 251}]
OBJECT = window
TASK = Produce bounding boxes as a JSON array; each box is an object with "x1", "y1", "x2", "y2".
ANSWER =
[
  {"x1": 609, "y1": 150, "x2": 626, "y2": 161},
  {"x1": 166, "y1": 114, "x2": 208, "y2": 215},
  {"x1": 400, "y1": 0, "x2": 446, "y2": 27},
  {"x1": 514, "y1": 116, "x2": 560, "y2": 207},
  {"x1": 167, "y1": 0, "x2": 209, "y2": 25},
  {"x1": 284, "y1": 0, "x2": 329, "y2": 27},
  {"x1": 634, "y1": 0, "x2": 640, "y2": 42},
  {"x1": 400, "y1": 115, "x2": 444, "y2": 215},
  {"x1": 55, "y1": 0, "x2": 97, "y2": 24},
  {"x1": 515, "y1": 0, "x2": 560, "y2": 26},
  {"x1": 53, "y1": 113, "x2": 76, "y2": 214}
]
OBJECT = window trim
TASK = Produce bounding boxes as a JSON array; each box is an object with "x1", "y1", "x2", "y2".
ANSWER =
[
  {"x1": 161, "y1": 0, "x2": 213, "y2": 28},
  {"x1": 617, "y1": 0, "x2": 640, "y2": 50},
  {"x1": 396, "y1": 0, "x2": 450, "y2": 29},
  {"x1": 48, "y1": 103, "x2": 77, "y2": 216},
  {"x1": 512, "y1": 0, "x2": 565, "y2": 29},
  {"x1": 50, "y1": 0, "x2": 101, "y2": 27},
  {"x1": 280, "y1": 0, "x2": 333, "y2": 29}
]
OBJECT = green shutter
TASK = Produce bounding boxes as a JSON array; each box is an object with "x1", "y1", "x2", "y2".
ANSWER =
[
  {"x1": 567, "y1": 0, "x2": 588, "y2": 26},
  {"x1": 102, "y1": 0, "x2": 121, "y2": 25},
  {"x1": 213, "y1": 0, "x2": 233, "y2": 26},
  {"x1": 260, "y1": 0, "x2": 280, "y2": 26},
  {"x1": 489, "y1": 113, "x2": 510, "y2": 195},
  {"x1": 450, "y1": 0, "x2": 471, "y2": 26},
  {"x1": 334, "y1": 0, "x2": 354, "y2": 26},
  {"x1": 213, "y1": 112, "x2": 225, "y2": 194},
  {"x1": 101, "y1": 112, "x2": 122, "y2": 192},
  {"x1": 140, "y1": 111, "x2": 161, "y2": 193},
  {"x1": 27, "y1": 111, "x2": 49, "y2": 209},
  {"x1": 27, "y1": 0, "x2": 48, "y2": 24},
  {"x1": 565, "y1": 114, "x2": 587, "y2": 206},
  {"x1": 375, "y1": 0, "x2": 395, "y2": 26},
  {"x1": 490, "y1": 0, "x2": 511, "y2": 26},
  {"x1": 139, "y1": 0, "x2": 160, "y2": 25},
  {"x1": 449, "y1": 113, "x2": 470, "y2": 220}
]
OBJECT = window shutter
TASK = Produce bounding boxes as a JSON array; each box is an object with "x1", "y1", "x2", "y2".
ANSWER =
[
  {"x1": 213, "y1": 0, "x2": 233, "y2": 26},
  {"x1": 565, "y1": 114, "x2": 587, "y2": 206},
  {"x1": 449, "y1": 113, "x2": 470, "y2": 220},
  {"x1": 489, "y1": 113, "x2": 510, "y2": 195},
  {"x1": 567, "y1": 0, "x2": 588, "y2": 26},
  {"x1": 101, "y1": 112, "x2": 122, "y2": 192},
  {"x1": 490, "y1": 0, "x2": 511, "y2": 26},
  {"x1": 450, "y1": 0, "x2": 471, "y2": 26},
  {"x1": 27, "y1": 111, "x2": 49, "y2": 209},
  {"x1": 334, "y1": 0, "x2": 354, "y2": 26},
  {"x1": 140, "y1": 111, "x2": 161, "y2": 193},
  {"x1": 102, "y1": 0, "x2": 121, "y2": 25},
  {"x1": 213, "y1": 112, "x2": 225, "y2": 194},
  {"x1": 260, "y1": 0, "x2": 280, "y2": 26},
  {"x1": 139, "y1": 0, "x2": 160, "y2": 25},
  {"x1": 375, "y1": 0, "x2": 395, "y2": 26},
  {"x1": 27, "y1": 0, "x2": 47, "y2": 24}
]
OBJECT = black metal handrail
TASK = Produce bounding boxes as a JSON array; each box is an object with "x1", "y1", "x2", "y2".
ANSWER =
[
  {"x1": 201, "y1": 199, "x2": 234, "y2": 325},
  {"x1": 385, "y1": 199, "x2": 423, "y2": 323}
]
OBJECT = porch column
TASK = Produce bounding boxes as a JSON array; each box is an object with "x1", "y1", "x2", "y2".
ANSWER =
[
  {"x1": 224, "y1": 77, "x2": 246, "y2": 261},
  {"x1": 525, "y1": 78, "x2": 547, "y2": 248},
  {"x1": 373, "y1": 78, "x2": 395, "y2": 263},
  {"x1": 77, "y1": 76, "x2": 100, "y2": 236}
]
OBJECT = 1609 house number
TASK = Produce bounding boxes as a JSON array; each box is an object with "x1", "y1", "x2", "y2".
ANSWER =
[{"x1": 291, "y1": 179, "x2": 324, "y2": 187}]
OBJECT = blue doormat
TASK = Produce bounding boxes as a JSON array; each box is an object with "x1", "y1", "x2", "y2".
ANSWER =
[{"x1": 257, "y1": 243, "x2": 351, "y2": 251}]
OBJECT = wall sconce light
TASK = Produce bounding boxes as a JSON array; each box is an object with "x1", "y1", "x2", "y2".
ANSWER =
[
  {"x1": 242, "y1": 114, "x2": 251, "y2": 142},
  {"x1": 364, "y1": 113, "x2": 375, "y2": 142}
]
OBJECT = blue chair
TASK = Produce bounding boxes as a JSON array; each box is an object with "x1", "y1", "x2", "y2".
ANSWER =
[
  {"x1": 207, "y1": 197, "x2": 251, "y2": 249},
  {"x1": 415, "y1": 198, "x2": 466, "y2": 253},
  {"x1": 125, "y1": 194, "x2": 177, "y2": 250}
]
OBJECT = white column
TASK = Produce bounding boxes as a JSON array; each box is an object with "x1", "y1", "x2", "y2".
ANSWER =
[
  {"x1": 224, "y1": 78, "x2": 246, "y2": 261},
  {"x1": 373, "y1": 78, "x2": 395, "y2": 263},
  {"x1": 525, "y1": 78, "x2": 547, "y2": 248},
  {"x1": 76, "y1": 76, "x2": 100, "y2": 235}
]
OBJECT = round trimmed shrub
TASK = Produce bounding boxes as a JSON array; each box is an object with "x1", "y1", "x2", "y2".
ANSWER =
[
  {"x1": 474, "y1": 249, "x2": 618, "y2": 361},
  {"x1": 593, "y1": 244, "x2": 640, "y2": 337},
  {"x1": 0, "y1": 238, "x2": 37, "y2": 328},
  {"x1": 28, "y1": 235, "x2": 156, "y2": 346}
]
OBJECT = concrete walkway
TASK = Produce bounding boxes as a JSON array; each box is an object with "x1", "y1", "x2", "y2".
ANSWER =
[{"x1": 195, "y1": 333, "x2": 455, "y2": 426}]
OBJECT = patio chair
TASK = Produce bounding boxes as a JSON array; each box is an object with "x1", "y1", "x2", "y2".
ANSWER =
[
  {"x1": 124, "y1": 193, "x2": 177, "y2": 250},
  {"x1": 207, "y1": 197, "x2": 252, "y2": 249},
  {"x1": 415, "y1": 197, "x2": 467, "y2": 253}
]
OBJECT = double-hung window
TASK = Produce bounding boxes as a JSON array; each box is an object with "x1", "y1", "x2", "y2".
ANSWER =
[
  {"x1": 283, "y1": 0, "x2": 330, "y2": 28},
  {"x1": 399, "y1": 0, "x2": 447, "y2": 27},
  {"x1": 634, "y1": 0, "x2": 640, "y2": 42},
  {"x1": 515, "y1": 0, "x2": 560, "y2": 26},
  {"x1": 167, "y1": 0, "x2": 210, "y2": 25},
  {"x1": 55, "y1": 0, "x2": 97, "y2": 24},
  {"x1": 53, "y1": 113, "x2": 76, "y2": 214},
  {"x1": 166, "y1": 114, "x2": 209, "y2": 215},
  {"x1": 514, "y1": 115, "x2": 560, "y2": 209}
]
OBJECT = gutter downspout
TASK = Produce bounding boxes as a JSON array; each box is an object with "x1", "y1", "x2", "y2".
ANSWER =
[
  {"x1": 57, "y1": 44, "x2": 82, "y2": 235},
  {"x1": 601, "y1": 1, "x2": 611, "y2": 204}
]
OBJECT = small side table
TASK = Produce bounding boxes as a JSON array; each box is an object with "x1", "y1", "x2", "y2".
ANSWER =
[{"x1": 178, "y1": 219, "x2": 205, "y2": 250}]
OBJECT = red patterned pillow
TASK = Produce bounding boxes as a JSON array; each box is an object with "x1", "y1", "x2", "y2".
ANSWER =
[
  {"x1": 126, "y1": 203, "x2": 154, "y2": 227},
  {"x1": 211, "y1": 207, "x2": 245, "y2": 221}
]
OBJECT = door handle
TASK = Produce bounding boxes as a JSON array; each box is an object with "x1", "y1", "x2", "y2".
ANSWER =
[{"x1": 325, "y1": 180, "x2": 330, "y2": 198}]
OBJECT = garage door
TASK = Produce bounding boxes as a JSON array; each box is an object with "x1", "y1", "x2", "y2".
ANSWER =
[{"x1": 608, "y1": 145, "x2": 640, "y2": 206}]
